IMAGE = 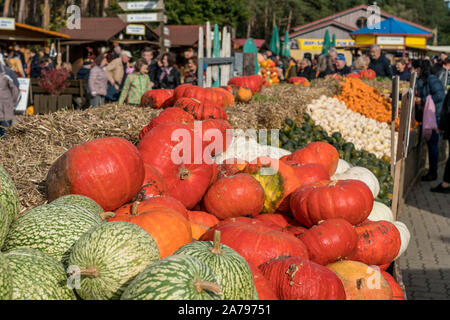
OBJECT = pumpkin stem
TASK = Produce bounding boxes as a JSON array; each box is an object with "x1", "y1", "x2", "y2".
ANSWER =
[
  {"x1": 194, "y1": 279, "x2": 222, "y2": 295},
  {"x1": 328, "y1": 180, "x2": 339, "y2": 187},
  {"x1": 100, "y1": 211, "x2": 116, "y2": 220},
  {"x1": 79, "y1": 266, "x2": 99, "y2": 278},
  {"x1": 179, "y1": 166, "x2": 191, "y2": 180},
  {"x1": 209, "y1": 230, "x2": 222, "y2": 254},
  {"x1": 131, "y1": 201, "x2": 141, "y2": 216}
]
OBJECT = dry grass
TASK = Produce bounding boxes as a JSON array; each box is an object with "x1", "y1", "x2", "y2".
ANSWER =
[{"x1": 0, "y1": 82, "x2": 341, "y2": 212}]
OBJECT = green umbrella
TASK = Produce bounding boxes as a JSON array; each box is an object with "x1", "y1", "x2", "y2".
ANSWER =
[
  {"x1": 270, "y1": 25, "x2": 280, "y2": 56},
  {"x1": 331, "y1": 34, "x2": 336, "y2": 48},
  {"x1": 281, "y1": 30, "x2": 290, "y2": 57},
  {"x1": 212, "y1": 24, "x2": 221, "y2": 87},
  {"x1": 321, "y1": 29, "x2": 331, "y2": 55}
]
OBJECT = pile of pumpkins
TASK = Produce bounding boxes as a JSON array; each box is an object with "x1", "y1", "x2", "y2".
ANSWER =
[
  {"x1": 0, "y1": 107, "x2": 411, "y2": 300},
  {"x1": 140, "y1": 75, "x2": 264, "y2": 109},
  {"x1": 258, "y1": 59, "x2": 280, "y2": 87}
]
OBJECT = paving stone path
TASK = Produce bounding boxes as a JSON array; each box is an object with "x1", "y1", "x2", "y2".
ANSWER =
[{"x1": 398, "y1": 168, "x2": 450, "y2": 300}]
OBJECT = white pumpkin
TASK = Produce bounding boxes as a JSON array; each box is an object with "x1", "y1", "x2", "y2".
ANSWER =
[
  {"x1": 392, "y1": 221, "x2": 411, "y2": 261},
  {"x1": 335, "y1": 159, "x2": 352, "y2": 175},
  {"x1": 332, "y1": 166, "x2": 380, "y2": 198},
  {"x1": 368, "y1": 201, "x2": 395, "y2": 222}
]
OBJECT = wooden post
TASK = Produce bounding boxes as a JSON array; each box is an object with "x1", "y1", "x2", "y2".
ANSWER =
[
  {"x1": 391, "y1": 76, "x2": 400, "y2": 177},
  {"x1": 206, "y1": 22, "x2": 212, "y2": 88},
  {"x1": 198, "y1": 26, "x2": 204, "y2": 87},
  {"x1": 66, "y1": 44, "x2": 70, "y2": 63}
]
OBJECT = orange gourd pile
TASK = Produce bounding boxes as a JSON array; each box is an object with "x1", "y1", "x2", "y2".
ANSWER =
[
  {"x1": 259, "y1": 59, "x2": 280, "y2": 86},
  {"x1": 335, "y1": 78, "x2": 400, "y2": 131}
]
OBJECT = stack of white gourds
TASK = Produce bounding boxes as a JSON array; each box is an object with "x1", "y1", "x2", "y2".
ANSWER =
[{"x1": 306, "y1": 96, "x2": 398, "y2": 159}]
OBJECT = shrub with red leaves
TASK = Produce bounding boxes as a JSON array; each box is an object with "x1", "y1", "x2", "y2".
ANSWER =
[{"x1": 38, "y1": 68, "x2": 70, "y2": 95}]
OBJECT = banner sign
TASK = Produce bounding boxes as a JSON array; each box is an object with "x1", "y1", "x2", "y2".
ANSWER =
[
  {"x1": 0, "y1": 17, "x2": 15, "y2": 30},
  {"x1": 15, "y1": 78, "x2": 30, "y2": 113},
  {"x1": 126, "y1": 24, "x2": 146, "y2": 35}
]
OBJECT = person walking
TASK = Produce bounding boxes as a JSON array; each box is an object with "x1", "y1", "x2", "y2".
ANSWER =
[
  {"x1": 28, "y1": 49, "x2": 42, "y2": 78},
  {"x1": 0, "y1": 60, "x2": 20, "y2": 138},
  {"x1": 369, "y1": 44, "x2": 393, "y2": 79},
  {"x1": 155, "y1": 53, "x2": 181, "y2": 89},
  {"x1": 431, "y1": 88, "x2": 450, "y2": 193},
  {"x1": 89, "y1": 55, "x2": 109, "y2": 107},
  {"x1": 106, "y1": 50, "x2": 132, "y2": 102},
  {"x1": 118, "y1": 58, "x2": 152, "y2": 106},
  {"x1": 416, "y1": 60, "x2": 447, "y2": 182}
]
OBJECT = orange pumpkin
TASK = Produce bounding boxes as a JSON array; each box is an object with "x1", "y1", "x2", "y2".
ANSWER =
[
  {"x1": 326, "y1": 260, "x2": 393, "y2": 300},
  {"x1": 110, "y1": 200, "x2": 192, "y2": 258},
  {"x1": 187, "y1": 211, "x2": 220, "y2": 240}
]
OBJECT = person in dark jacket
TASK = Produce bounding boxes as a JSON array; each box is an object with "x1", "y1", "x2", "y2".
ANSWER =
[
  {"x1": 335, "y1": 54, "x2": 351, "y2": 76},
  {"x1": 416, "y1": 60, "x2": 447, "y2": 182},
  {"x1": 155, "y1": 52, "x2": 181, "y2": 89},
  {"x1": 184, "y1": 57, "x2": 198, "y2": 85},
  {"x1": 141, "y1": 47, "x2": 159, "y2": 87},
  {"x1": 394, "y1": 59, "x2": 411, "y2": 81},
  {"x1": 431, "y1": 88, "x2": 450, "y2": 193},
  {"x1": 76, "y1": 59, "x2": 92, "y2": 81},
  {"x1": 369, "y1": 45, "x2": 393, "y2": 79},
  {"x1": 317, "y1": 54, "x2": 335, "y2": 79},
  {"x1": 29, "y1": 49, "x2": 42, "y2": 78},
  {"x1": 297, "y1": 58, "x2": 314, "y2": 81}
]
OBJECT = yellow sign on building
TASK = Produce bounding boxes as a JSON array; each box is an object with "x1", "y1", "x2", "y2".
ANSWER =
[{"x1": 297, "y1": 38, "x2": 355, "y2": 50}]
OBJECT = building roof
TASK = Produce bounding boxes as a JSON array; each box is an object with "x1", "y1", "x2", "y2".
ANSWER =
[
  {"x1": 0, "y1": 22, "x2": 70, "y2": 41},
  {"x1": 232, "y1": 38, "x2": 265, "y2": 48},
  {"x1": 58, "y1": 17, "x2": 127, "y2": 41},
  {"x1": 351, "y1": 17, "x2": 433, "y2": 37},
  {"x1": 290, "y1": 4, "x2": 433, "y2": 36},
  {"x1": 288, "y1": 20, "x2": 357, "y2": 39},
  {"x1": 153, "y1": 25, "x2": 205, "y2": 47}
]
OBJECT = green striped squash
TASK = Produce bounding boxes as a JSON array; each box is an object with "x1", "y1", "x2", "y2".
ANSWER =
[
  {"x1": 49, "y1": 195, "x2": 115, "y2": 221},
  {"x1": 121, "y1": 255, "x2": 224, "y2": 300},
  {"x1": 0, "y1": 202, "x2": 10, "y2": 248},
  {"x1": 68, "y1": 221, "x2": 160, "y2": 300},
  {"x1": 0, "y1": 164, "x2": 19, "y2": 224},
  {"x1": 4, "y1": 248, "x2": 76, "y2": 300},
  {"x1": 2, "y1": 204, "x2": 103, "y2": 266},
  {"x1": 175, "y1": 230, "x2": 258, "y2": 300},
  {"x1": 50, "y1": 194, "x2": 104, "y2": 217},
  {"x1": 0, "y1": 252, "x2": 12, "y2": 300}
]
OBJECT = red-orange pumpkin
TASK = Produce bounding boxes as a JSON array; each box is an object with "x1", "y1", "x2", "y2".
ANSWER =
[
  {"x1": 140, "y1": 89, "x2": 174, "y2": 109},
  {"x1": 134, "y1": 164, "x2": 168, "y2": 201},
  {"x1": 290, "y1": 180, "x2": 374, "y2": 227},
  {"x1": 281, "y1": 142, "x2": 339, "y2": 176},
  {"x1": 359, "y1": 69, "x2": 377, "y2": 80},
  {"x1": 298, "y1": 219, "x2": 358, "y2": 265},
  {"x1": 175, "y1": 97, "x2": 228, "y2": 121},
  {"x1": 346, "y1": 220, "x2": 401, "y2": 266},
  {"x1": 201, "y1": 217, "x2": 309, "y2": 267},
  {"x1": 46, "y1": 137, "x2": 145, "y2": 211},
  {"x1": 138, "y1": 107, "x2": 195, "y2": 140},
  {"x1": 259, "y1": 256, "x2": 347, "y2": 300},
  {"x1": 381, "y1": 271, "x2": 405, "y2": 300},
  {"x1": 110, "y1": 202, "x2": 192, "y2": 258},
  {"x1": 114, "y1": 196, "x2": 188, "y2": 220},
  {"x1": 253, "y1": 214, "x2": 308, "y2": 238},
  {"x1": 217, "y1": 158, "x2": 248, "y2": 178},
  {"x1": 247, "y1": 263, "x2": 279, "y2": 300},
  {"x1": 283, "y1": 161, "x2": 330, "y2": 187},
  {"x1": 211, "y1": 87, "x2": 235, "y2": 107},
  {"x1": 198, "y1": 119, "x2": 233, "y2": 158},
  {"x1": 228, "y1": 75, "x2": 264, "y2": 94},
  {"x1": 187, "y1": 210, "x2": 220, "y2": 240},
  {"x1": 203, "y1": 173, "x2": 265, "y2": 220}
]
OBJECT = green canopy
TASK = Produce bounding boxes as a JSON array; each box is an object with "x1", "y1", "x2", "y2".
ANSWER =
[
  {"x1": 270, "y1": 25, "x2": 280, "y2": 56},
  {"x1": 212, "y1": 24, "x2": 221, "y2": 87},
  {"x1": 321, "y1": 29, "x2": 331, "y2": 55},
  {"x1": 281, "y1": 30, "x2": 290, "y2": 57},
  {"x1": 331, "y1": 33, "x2": 336, "y2": 47}
]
